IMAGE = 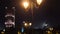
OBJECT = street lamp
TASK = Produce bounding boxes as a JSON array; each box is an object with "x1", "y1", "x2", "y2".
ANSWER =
[
  {"x1": 36, "y1": 0, "x2": 43, "y2": 5},
  {"x1": 22, "y1": 1, "x2": 29, "y2": 9},
  {"x1": 21, "y1": 0, "x2": 43, "y2": 9},
  {"x1": 21, "y1": 0, "x2": 30, "y2": 10},
  {"x1": 21, "y1": 0, "x2": 43, "y2": 22}
]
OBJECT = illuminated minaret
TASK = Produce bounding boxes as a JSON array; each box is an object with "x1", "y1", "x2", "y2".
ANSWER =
[{"x1": 5, "y1": 7, "x2": 15, "y2": 28}]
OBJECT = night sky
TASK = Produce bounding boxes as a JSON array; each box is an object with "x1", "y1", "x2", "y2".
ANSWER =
[{"x1": 0, "y1": 0, "x2": 60, "y2": 30}]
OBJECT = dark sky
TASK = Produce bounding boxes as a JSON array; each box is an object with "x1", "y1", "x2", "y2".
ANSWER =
[{"x1": 0, "y1": 0, "x2": 60, "y2": 29}]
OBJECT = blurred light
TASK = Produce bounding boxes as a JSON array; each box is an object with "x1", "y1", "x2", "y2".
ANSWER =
[
  {"x1": 18, "y1": 31, "x2": 21, "y2": 34},
  {"x1": 56, "y1": 32, "x2": 59, "y2": 34},
  {"x1": 22, "y1": 1, "x2": 29, "y2": 9},
  {"x1": 23, "y1": 21, "x2": 25, "y2": 23},
  {"x1": 24, "y1": 23, "x2": 28, "y2": 26},
  {"x1": 5, "y1": 14, "x2": 15, "y2": 18},
  {"x1": 1, "y1": 31, "x2": 4, "y2": 34},
  {"x1": 47, "y1": 31, "x2": 50, "y2": 34},
  {"x1": 5, "y1": 6, "x2": 8, "y2": 9},
  {"x1": 5, "y1": 20, "x2": 14, "y2": 24},
  {"x1": 44, "y1": 24, "x2": 48, "y2": 26},
  {"x1": 43, "y1": 23, "x2": 48, "y2": 27},
  {"x1": 46, "y1": 31, "x2": 51, "y2": 34},
  {"x1": 36, "y1": 0, "x2": 43, "y2": 5},
  {"x1": 5, "y1": 20, "x2": 15, "y2": 27},
  {"x1": 21, "y1": 27, "x2": 24, "y2": 33},
  {"x1": 3, "y1": 29, "x2": 5, "y2": 32},
  {"x1": 29, "y1": 23, "x2": 32, "y2": 26},
  {"x1": 49, "y1": 27, "x2": 53, "y2": 31},
  {"x1": 12, "y1": 7, "x2": 15, "y2": 9}
]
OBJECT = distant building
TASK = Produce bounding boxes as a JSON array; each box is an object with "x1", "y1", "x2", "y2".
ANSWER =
[
  {"x1": 5, "y1": 7, "x2": 15, "y2": 28},
  {"x1": 4, "y1": 7, "x2": 17, "y2": 34}
]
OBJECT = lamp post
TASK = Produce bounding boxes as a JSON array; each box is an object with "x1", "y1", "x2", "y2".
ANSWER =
[
  {"x1": 21, "y1": 0, "x2": 43, "y2": 20},
  {"x1": 20, "y1": 0, "x2": 43, "y2": 34},
  {"x1": 22, "y1": 0, "x2": 43, "y2": 9},
  {"x1": 20, "y1": 0, "x2": 43, "y2": 25},
  {"x1": 22, "y1": 1, "x2": 29, "y2": 9},
  {"x1": 36, "y1": 0, "x2": 43, "y2": 5}
]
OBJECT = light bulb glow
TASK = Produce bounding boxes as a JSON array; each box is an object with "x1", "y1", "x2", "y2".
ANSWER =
[
  {"x1": 22, "y1": 1, "x2": 29, "y2": 9},
  {"x1": 29, "y1": 23, "x2": 32, "y2": 26},
  {"x1": 37, "y1": 0, "x2": 42, "y2": 5},
  {"x1": 24, "y1": 23, "x2": 28, "y2": 26}
]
